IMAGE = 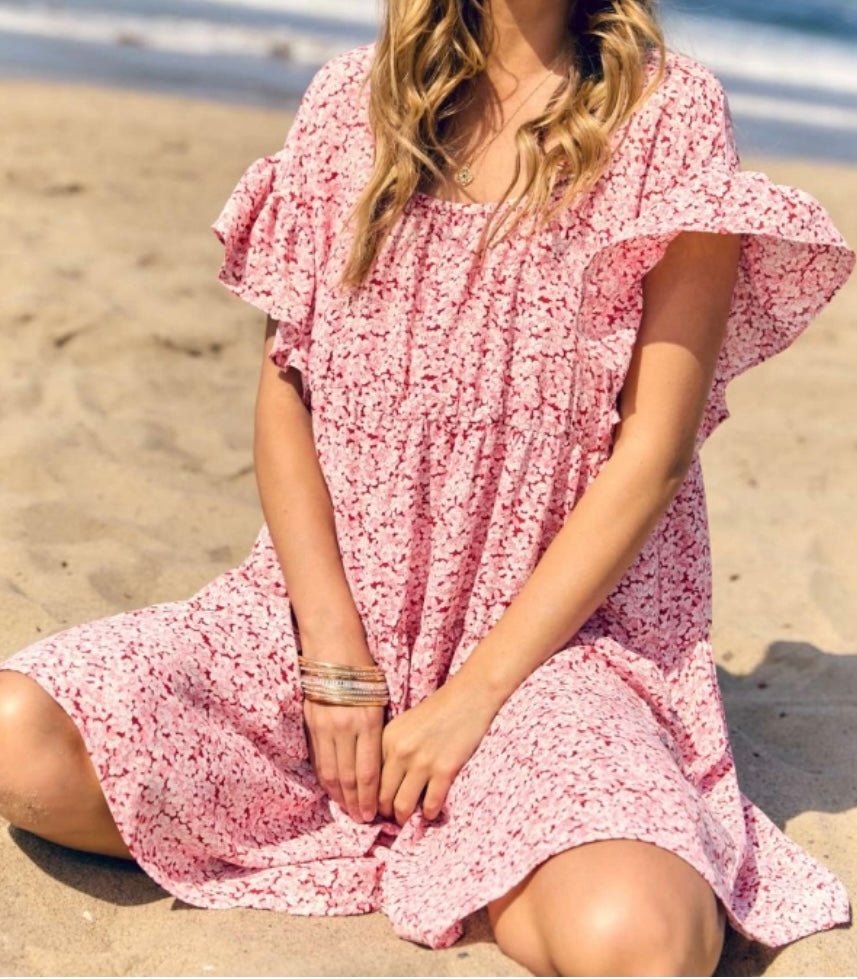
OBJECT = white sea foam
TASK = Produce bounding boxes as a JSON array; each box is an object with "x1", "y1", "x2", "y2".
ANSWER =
[
  {"x1": 184, "y1": 0, "x2": 857, "y2": 102},
  {"x1": 729, "y1": 93, "x2": 857, "y2": 131},
  {"x1": 662, "y1": 10, "x2": 857, "y2": 98},
  {"x1": 1, "y1": 1, "x2": 855, "y2": 133},
  {"x1": 182, "y1": 0, "x2": 377, "y2": 23},
  {"x1": 0, "y1": 6, "x2": 344, "y2": 62}
]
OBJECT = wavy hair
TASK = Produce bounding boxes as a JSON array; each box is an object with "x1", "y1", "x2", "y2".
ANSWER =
[{"x1": 340, "y1": 1, "x2": 666, "y2": 290}]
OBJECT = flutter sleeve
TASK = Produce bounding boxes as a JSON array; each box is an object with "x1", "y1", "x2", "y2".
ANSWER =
[
  {"x1": 210, "y1": 69, "x2": 323, "y2": 382},
  {"x1": 581, "y1": 59, "x2": 856, "y2": 453}
]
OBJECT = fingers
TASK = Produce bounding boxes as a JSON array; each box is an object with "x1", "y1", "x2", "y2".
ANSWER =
[
  {"x1": 353, "y1": 725, "x2": 382, "y2": 822},
  {"x1": 383, "y1": 768, "x2": 427, "y2": 826},
  {"x1": 332, "y1": 732, "x2": 359, "y2": 820},
  {"x1": 378, "y1": 753, "x2": 452, "y2": 825},
  {"x1": 377, "y1": 754, "x2": 405, "y2": 822},
  {"x1": 313, "y1": 715, "x2": 346, "y2": 810},
  {"x1": 420, "y1": 773, "x2": 452, "y2": 821},
  {"x1": 306, "y1": 702, "x2": 453, "y2": 827},
  {"x1": 335, "y1": 707, "x2": 383, "y2": 822},
  {"x1": 304, "y1": 702, "x2": 384, "y2": 823}
]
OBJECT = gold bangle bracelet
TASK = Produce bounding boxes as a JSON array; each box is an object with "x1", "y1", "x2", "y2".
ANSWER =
[
  {"x1": 302, "y1": 692, "x2": 389, "y2": 707},
  {"x1": 300, "y1": 681, "x2": 388, "y2": 696},
  {"x1": 298, "y1": 656, "x2": 389, "y2": 707},
  {"x1": 300, "y1": 669, "x2": 386, "y2": 682},
  {"x1": 299, "y1": 671, "x2": 387, "y2": 684},
  {"x1": 298, "y1": 658, "x2": 385, "y2": 677},
  {"x1": 301, "y1": 678, "x2": 387, "y2": 690},
  {"x1": 300, "y1": 678, "x2": 388, "y2": 691},
  {"x1": 300, "y1": 676, "x2": 388, "y2": 693}
]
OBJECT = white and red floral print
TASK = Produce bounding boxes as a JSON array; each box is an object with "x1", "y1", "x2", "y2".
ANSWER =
[{"x1": 3, "y1": 41, "x2": 853, "y2": 951}]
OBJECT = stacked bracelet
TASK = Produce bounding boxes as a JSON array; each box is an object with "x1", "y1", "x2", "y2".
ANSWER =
[{"x1": 298, "y1": 657, "x2": 390, "y2": 707}]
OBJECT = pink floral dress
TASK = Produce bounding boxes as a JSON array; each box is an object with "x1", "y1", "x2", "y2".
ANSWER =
[{"x1": 3, "y1": 41, "x2": 854, "y2": 951}]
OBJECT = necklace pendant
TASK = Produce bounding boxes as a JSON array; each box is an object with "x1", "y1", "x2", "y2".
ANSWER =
[{"x1": 455, "y1": 164, "x2": 474, "y2": 187}]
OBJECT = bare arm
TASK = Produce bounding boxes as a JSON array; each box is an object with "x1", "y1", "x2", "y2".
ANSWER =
[
  {"x1": 254, "y1": 315, "x2": 375, "y2": 667},
  {"x1": 453, "y1": 229, "x2": 743, "y2": 710},
  {"x1": 255, "y1": 315, "x2": 385, "y2": 824},
  {"x1": 378, "y1": 229, "x2": 742, "y2": 824}
]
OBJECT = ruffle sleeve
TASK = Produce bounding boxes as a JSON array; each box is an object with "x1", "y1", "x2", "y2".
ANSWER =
[
  {"x1": 580, "y1": 58, "x2": 855, "y2": 454},
  {"x1": 210, "y1": 74, "x2": 321, "y2": 383}
]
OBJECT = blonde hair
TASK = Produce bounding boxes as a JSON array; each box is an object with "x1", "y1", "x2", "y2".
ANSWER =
[{"x1": 340, "y1": 0, "x2": 666, "y2": 290}]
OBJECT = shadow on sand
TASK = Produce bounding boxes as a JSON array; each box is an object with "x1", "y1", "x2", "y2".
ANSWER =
[{"x1": 714, "y1": 640, "x2": 855, "y2": 976}]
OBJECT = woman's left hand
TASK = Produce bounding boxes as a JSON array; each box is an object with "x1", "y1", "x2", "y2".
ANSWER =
[{"x1": 377, "y1": 671, "x2": 499, "y2": 825}]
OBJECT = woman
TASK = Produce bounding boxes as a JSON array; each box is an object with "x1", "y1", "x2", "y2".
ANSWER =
[{"x1": 0, "y1": 1, "x2": 852, "y2": 975}]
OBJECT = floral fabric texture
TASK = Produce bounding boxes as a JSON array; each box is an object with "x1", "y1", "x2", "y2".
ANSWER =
[{"x1": 3, "y1": 42, "x2": 854, "y2": 951}]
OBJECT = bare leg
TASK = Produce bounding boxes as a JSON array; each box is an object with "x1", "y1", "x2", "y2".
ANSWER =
[
  {"x1": 486, "y1": 837, "x2": 726, "y2": 976},
  {"x1": 0, "y1": 671, "x2": 134, "y2": 860}
]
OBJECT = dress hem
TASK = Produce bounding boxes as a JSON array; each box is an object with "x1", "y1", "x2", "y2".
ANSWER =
[
  {"x1": 378, "y1": 821, "x2": 851, "y2": 951},
  {"x1": 1, "y1": 659, "x2": 850, "y2": 953}
]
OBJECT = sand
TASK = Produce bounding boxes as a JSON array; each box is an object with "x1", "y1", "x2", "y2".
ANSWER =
[{"x1": 0, "y1": 78, "x2": 854, "y2": 977}]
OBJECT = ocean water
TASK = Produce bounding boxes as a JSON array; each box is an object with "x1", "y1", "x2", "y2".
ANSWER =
[{"x1": 0, "y1": 0, "x2": 855, "y2": 161}]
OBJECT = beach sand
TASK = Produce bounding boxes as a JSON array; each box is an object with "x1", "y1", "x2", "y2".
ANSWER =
[{"x1": 0, "y1": 79, "x2": 854, "y2": 977}]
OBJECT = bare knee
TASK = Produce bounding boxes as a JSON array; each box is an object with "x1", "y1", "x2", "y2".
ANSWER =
[
  {"x1": 489, "y1": 840, "x2": 727, "y2": 977},
  {"x1": 545, "y1": 885, "x2": 725, "y2": 976},
  {"x1": 0, "y1": 670, "x2": 133, "y2": 860},
  {"x1": 0, "y1": 671, "x2": 86, "y2": 823},
  {"x1": 557, "y1": 892, "x2": 684, "y2": 975},
  {"x1": 0, "y1": 670, "x2": 81, "y2": 750},
  {"x1": 488, "y1": 872, "x2": 555, "y2": 976}
]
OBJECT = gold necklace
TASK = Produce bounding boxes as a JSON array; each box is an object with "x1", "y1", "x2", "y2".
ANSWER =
[{"x1": 452, "y1": 51, "x2": 567, "y2": 187}]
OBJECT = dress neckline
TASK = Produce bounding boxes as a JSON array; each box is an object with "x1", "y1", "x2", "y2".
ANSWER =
[{"x1": 411, "y1": 190, "x2": 529, "y2": 215}]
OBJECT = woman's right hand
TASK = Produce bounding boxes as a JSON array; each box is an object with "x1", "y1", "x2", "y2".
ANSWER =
[
  {"x1": 302, "y1": 663, "x2": 386, "y2": 824},
  {"x1": 254, "y1": 332, "x2": 388, "y2": 822}
]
